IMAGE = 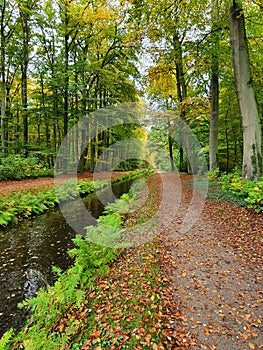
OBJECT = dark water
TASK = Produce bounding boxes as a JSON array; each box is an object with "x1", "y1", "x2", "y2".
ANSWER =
[{"x1": 0, "y1": 179, "x2": 132, "y2": 336}]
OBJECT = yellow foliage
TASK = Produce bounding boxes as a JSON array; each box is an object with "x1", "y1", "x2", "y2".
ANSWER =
[{"x1": 147, "y1": 63, "x2": 177, "y2": 99}]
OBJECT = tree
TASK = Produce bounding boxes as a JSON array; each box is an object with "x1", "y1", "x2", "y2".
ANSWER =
[
  {"x1": 0, "y1": 0, "x2": 17, "y2": 156},
  {"x1": 229, "y1": 0, "x2": 262, "y2": 180},
  {"x1": 0, "y1": 0, "x2": 8, "y2": 156},
  {"x1": 17, "y1": 0, "x2": 39, "y2": 154},
  {"x1": 209, "y1": 0, "x2": 220, "y2": 171}
]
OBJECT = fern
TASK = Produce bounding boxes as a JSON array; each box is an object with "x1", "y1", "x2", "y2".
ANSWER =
[
  {"x1": 0, "y1": 329, "x2": 14, "y2": 349},
  {"x1": 8, "y1": 169, "x2": 151, "y2": 348}
]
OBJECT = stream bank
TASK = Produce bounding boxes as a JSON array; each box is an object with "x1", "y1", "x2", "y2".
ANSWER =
[{"x1": 0, "y1": 173, "x2": 141, "y2": 336}]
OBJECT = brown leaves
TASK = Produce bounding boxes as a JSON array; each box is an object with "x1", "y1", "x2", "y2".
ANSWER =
[{"x1": 51, "y1": 174, "x2": 263, "y2": 349}]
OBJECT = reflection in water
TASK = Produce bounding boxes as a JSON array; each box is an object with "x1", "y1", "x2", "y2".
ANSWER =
[
  {"x1": 0, "y1": 179, "x2": 132, "y2": 336},
  {"x1": 24, "y1": 268, "x2": 48, "y2": 299}
]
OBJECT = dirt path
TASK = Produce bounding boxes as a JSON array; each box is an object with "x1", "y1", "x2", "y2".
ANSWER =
[{"x1": 159, "y1": 173, "x2": 263, "y2": 349}]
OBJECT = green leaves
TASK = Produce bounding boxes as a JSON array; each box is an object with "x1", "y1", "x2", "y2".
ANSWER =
[
  {"x1": 0, "y1": 188, "x2": 57, "y2": 227},
  {"x1": 0, "y1": 328, "x2": 14, "y2": 350},
  {"x1": 5, "y1": 170, "x2": 151, "y2": 348},
  {"x1": 210, "y1": 171, "x2": 263, "y2": 213},
  {"x1": 0, "y1": 155, "x2": 53, "y2": 181}
]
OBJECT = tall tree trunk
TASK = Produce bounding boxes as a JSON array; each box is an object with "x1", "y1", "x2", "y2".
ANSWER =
[
  {"x1": 60, "y1": 0, "x2": 73, "y2": 138},
  {"x1": 0, "y1": 26, "x2": 6, "y2": 156},
  {"x1": 20, "y1": 3, "x2": 30, "y2": 155},
  {"x1": 225, "y1": 109, "x2": 229, "y2": 173},
  {"x1": 229, "y1": 1, "x2": 262, "y2": 180},
  {"x1": 209, "y1": 0, "x2": 219, "y2": 171},
  {"x1": 64, "y1": 29, "x2": 69, "y2": 137},
  {"x1": 167, "y1": 118, "x2": 175, "y2": 171},
  {"x1": 21, "y1": 64, "x2": 28, "y2": 151},
  {"x1": 0, "y1": 0, "x2": 9, "y2": 156},
  {"x1": 209, "y1": 70, "x2": 219, "y2": 171},
  {"x1": 173, "y1": 32, "x2": 188, "y2": 172}
]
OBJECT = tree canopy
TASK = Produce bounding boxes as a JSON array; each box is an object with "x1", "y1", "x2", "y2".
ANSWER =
[{"x1": 0, "y1": 0, "x2": 262, "y2": 179}]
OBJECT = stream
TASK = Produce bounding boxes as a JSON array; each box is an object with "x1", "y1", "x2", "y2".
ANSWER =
[{"x1": 0, "y1": 179, "x2": 132, "y2": 337}]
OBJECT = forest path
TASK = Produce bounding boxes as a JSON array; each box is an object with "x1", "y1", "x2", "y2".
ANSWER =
[{"x1": 159, "y1": 173, "x2": 263, "y2": 349}]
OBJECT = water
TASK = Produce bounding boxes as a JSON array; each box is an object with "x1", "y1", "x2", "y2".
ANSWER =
[{"x1": 0, "y1": 179, "x2": 132, "y2": 336}]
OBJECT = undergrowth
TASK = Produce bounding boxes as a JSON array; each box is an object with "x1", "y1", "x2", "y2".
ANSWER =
[
  {"x1": 0, "y1": 155, "x2": 53, "y2": 181},
  {"x1": 1, "y1": 170, "x2": 154, "y2": 349},
  {"x1": 0, "y1": 170, "x2": 150, "y2": 227},
  {"x1": 208, "y1": 171, "x2": 263, "y2": 213},
  {"x1": 184, "y1": 170, "x2": 263, "y2": 213}
]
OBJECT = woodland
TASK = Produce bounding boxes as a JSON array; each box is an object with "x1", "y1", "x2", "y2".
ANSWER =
[
  {"x1": 0, "y1": 1, "x2": 263, "y2": 349},
  {"x1": 0, "y1": 0, "x2": 262, "y2": 180}
]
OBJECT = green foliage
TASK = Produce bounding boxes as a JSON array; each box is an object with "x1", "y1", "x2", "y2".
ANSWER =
[
  {"x1": 0, "y1": 187, "x2": 58, "y2": 227},
  {"x1": 0, "y1": 169, "x2": 150, "y2": 228},
  {"x1": 0, "y1": 155, "x2": 53, "y2": 181},
  {"x1": 207, "y1": 167, "x2": 220, "y2": 180},
  {"x1": 55, "y1": 179, "x2": 95, "y2": 202},
  {"x1": 244, "y1": 181, "x2": 263, "y2": 213},
  {"x1": 0, "y1": 329, "x2": 14, "y2": 350},
  {"x1": 14, "y1": 237, "x2": 120, "y2": 348},
  {"x1": 210, "y1": 170, "x2": 263, "y2": 212},
  {"x1": 85, "y1": 177, "x2": 145, "y2": 247},
  {"x1": 7, "y1": 170, "x2": 150, "y2": 349}
]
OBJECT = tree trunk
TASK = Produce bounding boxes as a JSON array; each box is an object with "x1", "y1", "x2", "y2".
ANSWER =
[
  {"x1": 20, "y1": 3, "x2": 30, "y2": 155},
  {"x1": 209, "y1": 0, "x2": 219, "y2": 171},
  {"x1": 64, "y1": 31, "x2": 69, "y2": 137},
  {"x1": 167, "y1": 118, "x2": 175, "y2": 171},
  {"x1": 209, "y1": 70, "x2": 219, "y2": 171},
  {"x1": 0, "y1": 1, "x2": 6, "y2": 156},
  {"x1": 174, "y1": 32, "x2": 188, "y2": 172},
  {"x1": 229, "y1": 1, "x2": 262, "y2": 180}
]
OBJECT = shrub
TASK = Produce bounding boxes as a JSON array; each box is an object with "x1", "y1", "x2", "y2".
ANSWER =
[
  {"x1": 207, "y1": 168, "x2": 220, "y2": 181},
  {"x1": 0, "y1": 155, "x2": 53, "y2": 181},
  {"x1": 244, "y1": 181, "x2": 263, "y2": 213},
  {"x1": 217, "y1": 171, "x2": 263, "y2": 213}
]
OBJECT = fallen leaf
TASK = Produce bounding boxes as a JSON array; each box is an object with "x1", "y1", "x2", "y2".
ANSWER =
[
  {"x1": 145, "y1": 333, "x2": 151, "y2": 346},
  {"x1": 251, "y1": 331, "x2": 258, "y2": 337},
  {"x1": 240, "y1": 333, "x2": 249, "y2": 340},
  {"x1": 204, "y1": 326, "x2": 210, "y2": 336}
]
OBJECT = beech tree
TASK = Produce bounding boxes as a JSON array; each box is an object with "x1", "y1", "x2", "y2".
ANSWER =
[
  {"x1": 229, "y1": 0, "x2": 262, "y2": 180},
  {"x1": 1, "y1": 0, "x2": 262, "y2": 177},
  {"x1": 0, "y1": 0, "x2": 18, "y2": 156},
  {"x1": 17, "y1": 0, "x2": 39, "y2": 153},
  {"x1": 209, "y1": 0, "x2": 220, "y2": 171}
]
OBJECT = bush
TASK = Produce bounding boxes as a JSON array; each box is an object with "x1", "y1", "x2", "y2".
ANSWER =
[
  {"x1": 207, "y1": 168, "x2": 220, "y2": 181},
  {"x1": 217, "y1": 171, "x2": 263, "y2": 213},
  {"x1": 244, "y1": 181, "x2": 263, "y2": 213},
  {"x1": 0, "y1": 155, "x2": 53, "y2": 181}
]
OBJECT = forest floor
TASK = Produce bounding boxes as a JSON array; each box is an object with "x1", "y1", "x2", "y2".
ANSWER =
[
  {"x1": 155, "y1": 173, "x2": 263, "y2": 349},
  {"x1": 1, "y1": 172, "x2": 263, "y2": 349}
]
